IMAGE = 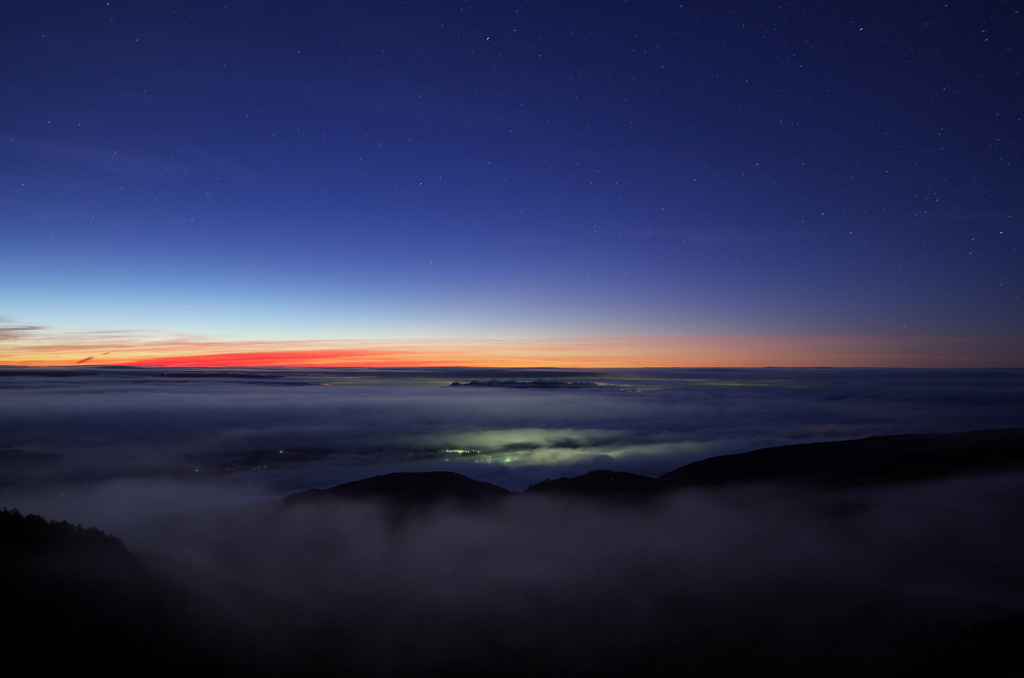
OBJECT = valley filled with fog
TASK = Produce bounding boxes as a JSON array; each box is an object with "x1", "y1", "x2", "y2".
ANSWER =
[
  {"x1": 2, "y1": 367, "x2": 1023, "y2": 675},
  {"x1": 2, "y1": 367, "x2": 1023, "y2": 541}
]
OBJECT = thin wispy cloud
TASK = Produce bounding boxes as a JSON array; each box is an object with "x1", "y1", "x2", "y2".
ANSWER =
[
  {"x1": 8, "y1": 137, "x2": 193, "y2": 177},
  {"x1": 0, "y1": 319, "x2": 47, "y2": 340}
]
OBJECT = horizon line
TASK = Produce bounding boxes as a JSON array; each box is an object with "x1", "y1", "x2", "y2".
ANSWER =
[{"x1": 2, "y1": 331, "x2": 1022, "y2": 369}]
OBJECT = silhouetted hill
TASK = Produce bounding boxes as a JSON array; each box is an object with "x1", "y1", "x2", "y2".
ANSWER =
[
  {"x1": 660, "y1": 428, "x2": 1024, "y2": 490},
  {"x1": 523, "y1": 429, "x2": 1024, "y2": 501},
  {"x1": 282, "y1": 430, "x2": 1024, "y2": 507},
  {"x1": 527, "y1": 469, "x2": 660, "y2": 501},
  {"x1": 285, "y1": 470, "x2": 512, "y2": 507},
  {"x1": 449, "y1": 378, "x2": 600, "y2": 389},
  {"x1": 0, "y1": 509, "x2": 226, "y2": 676}
]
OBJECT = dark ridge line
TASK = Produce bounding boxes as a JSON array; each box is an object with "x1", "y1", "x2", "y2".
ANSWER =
[
  {"x1": 283, "y1": 428, "x2": 1024, "y2": 506},
  {"x1": 449, "y1": 378, "x2": 602, "y2": 389},
  {"x1": 284, "y1": 470, "x2": 512, "y2": 507}
]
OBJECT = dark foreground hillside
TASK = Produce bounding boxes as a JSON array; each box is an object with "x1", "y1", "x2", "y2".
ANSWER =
[
  {"x1": 0, "y1": 509, "x2": 231, "y2": 676},
  {"x1": 4, "y1": 429, "x2": 1024, "y2": 677}
]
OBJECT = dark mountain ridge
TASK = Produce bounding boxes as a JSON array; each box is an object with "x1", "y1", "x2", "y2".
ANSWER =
[
  {"x1": 0, "y1": 509, "x2": 226, "y2": 676},
  {"x1": 448, "y1": 378, "x2": 601, "y2": 389},
  {"x1": 660, "y1": 428, "x2": 1024, "y2": 489},
  {"x1": 285, "y1": 470, "x2": 512, "y2": 507},
  {"x1": 285, "y1": 428, "x2": 1024, "y2": 505}
]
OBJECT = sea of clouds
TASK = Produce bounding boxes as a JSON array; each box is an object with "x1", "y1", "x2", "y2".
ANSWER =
[
  {"x1": 3, "y1": 366, "x2": 1023, "y2": 674},
  {"x1": 2, "y1": 366, "x2": 1023, "y2": 539}
]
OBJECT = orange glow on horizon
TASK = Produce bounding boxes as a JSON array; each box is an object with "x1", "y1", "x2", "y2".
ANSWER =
[{"x1": 2, "y1": 330, "x2": 1020, "y2": 369}]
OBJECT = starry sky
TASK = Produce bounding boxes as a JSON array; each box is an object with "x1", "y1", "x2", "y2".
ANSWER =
[{"x1": 2, "y1": 0, "x2": 1022, "y2": 367}]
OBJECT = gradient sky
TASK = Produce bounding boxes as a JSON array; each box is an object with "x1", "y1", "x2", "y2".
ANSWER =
[{"x1": 2, "y1": 0, "x2": 1022, "y2": 366}]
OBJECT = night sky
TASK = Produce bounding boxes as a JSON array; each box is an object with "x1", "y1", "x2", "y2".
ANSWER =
[{"x1": 3, "y1": 0, "x2": 1022, "y2": 366}]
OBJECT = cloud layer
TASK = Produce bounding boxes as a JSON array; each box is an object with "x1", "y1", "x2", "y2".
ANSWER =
[
  {"x1": 2, "y1": 366, "x2": 1022, "y2": 537},
  {"x1": 3, "y1": 366, "x2": 1023, "y2": 674},
  {"x1": 136, "y1": 474, "x2": 1024, "y2": 675}
]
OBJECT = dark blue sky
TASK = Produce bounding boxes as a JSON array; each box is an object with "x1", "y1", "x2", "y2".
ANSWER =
[{"x1": 2, "y1": 1, "x2": 1022, "y2": 366}]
